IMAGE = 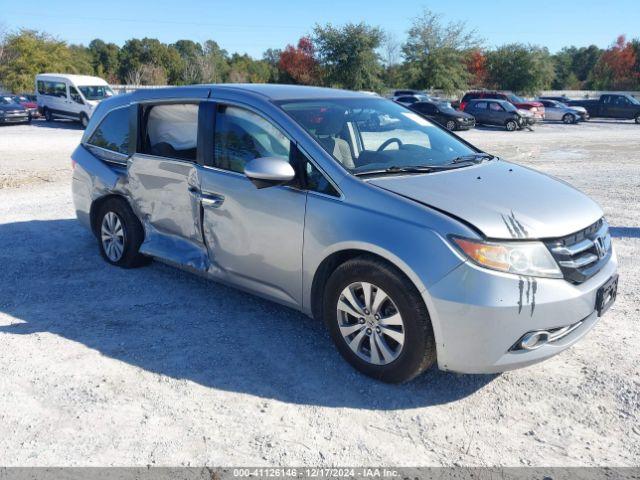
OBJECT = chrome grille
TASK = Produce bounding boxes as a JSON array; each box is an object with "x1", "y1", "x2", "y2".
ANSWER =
[{"x1": 545, "y1": 218, "x2": 612, "y2": 284}]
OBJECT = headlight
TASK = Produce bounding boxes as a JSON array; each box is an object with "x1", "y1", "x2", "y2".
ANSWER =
[{"x1": 451, "y1": 236, "x2": 563, "y2": 278}]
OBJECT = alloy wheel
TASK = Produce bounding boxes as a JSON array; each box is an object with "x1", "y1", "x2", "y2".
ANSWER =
[
  {"x1": 336, "y1": 281, "x2": 405, "y2": 365},
  {"x1": 100, "y1": 211, "x2": 126, "y2": 262},
  {"x1": 446, "y1": 120, "x2": 456, "y2": 131}
]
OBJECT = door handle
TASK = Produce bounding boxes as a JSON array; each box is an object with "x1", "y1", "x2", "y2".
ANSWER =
[{"x1": 189, "y1": 187, "x2": 224, "y2": 208}]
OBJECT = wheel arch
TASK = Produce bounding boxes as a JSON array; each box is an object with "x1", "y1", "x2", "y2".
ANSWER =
[
  {"x1": 309, "y1": 246, "x2": 428, "y2": 323},
  {"x1": 89, "y1": 193, "x2": 135, "y2": 237}
]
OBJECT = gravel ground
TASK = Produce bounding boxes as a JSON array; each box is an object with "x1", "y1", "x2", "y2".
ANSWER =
[{"x1": 0, "y1": 118, "x2": 638, "y2": 466}]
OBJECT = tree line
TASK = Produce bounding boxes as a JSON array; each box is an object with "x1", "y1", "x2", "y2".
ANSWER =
[{"x1": 1, "y1": 9, "x2": 638, "y2": 95}]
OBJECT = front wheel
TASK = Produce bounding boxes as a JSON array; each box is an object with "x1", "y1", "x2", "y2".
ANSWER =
[
  {"x1": 445, "y1": 120, "x2": 456, "y2": 131},
  {"x1": 505, "y1": 119, "x2": 518, "y2": 131},
  {"x1": 44, "y1": 108, "x2": 53, "y2": 122},
  {"x1": 80, "y1": 113, "x2": 89, "y2": 129},
  {"x1": 563, "y1": 113, "x2": 575, "y2": 124},
  {"x1": 323, "y1": 256, "x2": 436, "y2": 383},
  {"x1": 635, "y1": 114, "x2": 640, "y2": 124}
]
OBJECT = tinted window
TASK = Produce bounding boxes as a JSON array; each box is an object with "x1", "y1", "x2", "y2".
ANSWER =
[
  {"x1": 461, "y1": 93, "x2": 479, "y2": 102},
  {"x1": 304, "y1": 159, "x2": 339, "y2": 197},
  {"x1": 473, "y1": 101, "x2": 488, "y2": 110},
  {"x1": 88, "y1": 107, "x2": 130, "y2": 155},
  {"x1": 397, "y1": 96, "x2": 417, "y2": 104},
  {"x1": 214, "y1": 106, "x2": 291, "y2": 174},
  {"x1": 489, "y1": 102, "x2": 504, "y2": 111},
  {"x1": 144, "y1": 104, "x2": 198, "y2": 161},
  {"x1": 414, "y1": 103, "x2": 437, "y2": 114}
]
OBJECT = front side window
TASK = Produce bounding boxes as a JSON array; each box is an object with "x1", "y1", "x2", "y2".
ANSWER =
[
  {"x1": 214, "y1": 106, "x2": 291, "y2": 173},
  {"x1": 87, "y1": 107, "x2": 130, "y2": 155},
  {"x1": 143, "y1": 103, "x2": 198, "y2": 161},
  {"x1": 279, "y1": 98, "x2": 476, "y2": 175},
  {"x1": 489, "y1": 102, "x2": 504, "y2": 111},
  {"x1": 78, "y1": 85, "x2": 114, "y2": 101}
]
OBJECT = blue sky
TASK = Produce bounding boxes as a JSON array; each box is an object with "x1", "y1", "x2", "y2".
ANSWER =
[{"x1": 1, "y1": 0, "x2": 638, "y2": 57}]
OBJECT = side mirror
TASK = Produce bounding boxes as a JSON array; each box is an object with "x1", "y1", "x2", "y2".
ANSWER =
[{"x1": 244, "y1": 157, "x2": 295, "y2": 189}]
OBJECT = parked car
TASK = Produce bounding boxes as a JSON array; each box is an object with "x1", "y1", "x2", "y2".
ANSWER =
[
  {"x1": 568, "y1": 94, "x2": 640, "y2": 123},
  {"x1": 72, "y1": 85, "x2": 617, "y2": 383},
  {"x1": 12, "y1": 94, "x2": 39, "y2": 118},
  {"x1": 460, "y1": 91, "x2": 545, "y2": 119},
  {"x1": 0, "y1": 96, "x2": 31, "y2": 124},
  {"x1": 393, "y1": 94, "x2": 433, "y2": 106},
  {"x1": 537, "y1": 99, "x2": 582, "y2": 123},
  {"x1": 36, "y1": 73, "x2": 115, "y2": 128},
  {"x1": 463, "y1": 99, "x2": 531, "y2": 131},
  {"x1": 392, "y1": 89, "x2": 423, "y2": 97},
  {"x1": 409, "y1": 100, "x2": 476, "y2": 131}
]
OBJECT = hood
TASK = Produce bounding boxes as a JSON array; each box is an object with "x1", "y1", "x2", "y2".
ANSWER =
[
  {"x1": 517, "y1": 108, "x2": 533, "y2": 117},
  {"x1": 515, "y1": 101, "x2": 543, "y2": 108},
  {"x1": 0, "y1": 103, "x2": 26, "y2": 112},
  {"x1": 570, "y1": 106, "x2": 587, "y2": 113},
  {"x1": 367, "y1": 161, "x2": 603, "y2": 239}
]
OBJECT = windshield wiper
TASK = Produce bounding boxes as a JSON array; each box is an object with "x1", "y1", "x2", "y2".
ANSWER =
[
  {"x1": 451, "y1": 152, "x2": 495, "y2": 164},
  {"x1": 356, "y1": 164, "x2": 471, "y2": 177}
]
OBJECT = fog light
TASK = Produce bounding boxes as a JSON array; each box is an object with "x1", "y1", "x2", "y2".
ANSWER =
[{"x1": 519, "y1": 331, "x2": 550, "y2": 350}]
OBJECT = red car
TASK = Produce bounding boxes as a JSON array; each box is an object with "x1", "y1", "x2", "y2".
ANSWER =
[
  {"x1": 459, "y1": 91, "x2": 545, "y2": 119},
  {"x1": 12, "y1": 94, "x2": 39, "y2": 118}
]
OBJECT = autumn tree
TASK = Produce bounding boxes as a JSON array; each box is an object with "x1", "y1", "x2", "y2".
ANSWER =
[
  {"x1": 590, "y1": 35, "x2": 639, "y2": 90},
  {"x1": 465, "y1": 49, "x2": 487, "y2": 88},
  {"x1": 278, "y1": 37, "x2": 319, "y2": 85}
]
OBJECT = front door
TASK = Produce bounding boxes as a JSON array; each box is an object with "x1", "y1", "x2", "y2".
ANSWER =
[
  {"x1": 198, "y1": 104, "x2": 307, "y2": 308},
  {"x1": 128, "y1": 102, "x2": 208, "y2": 269}
]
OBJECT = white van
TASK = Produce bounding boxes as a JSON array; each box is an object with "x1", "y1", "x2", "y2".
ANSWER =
[{"x1": 36, "y1": 74, "x2": 115, "y2": 128}]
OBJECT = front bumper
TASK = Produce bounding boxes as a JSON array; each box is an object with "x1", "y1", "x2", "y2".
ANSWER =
[{"x1": 424, "y1": 250, "x2": 618, "y2": 373}]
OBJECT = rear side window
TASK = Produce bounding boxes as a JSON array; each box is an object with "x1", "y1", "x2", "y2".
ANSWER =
[
  {"x1": 143, "y1": 104, "x2": 198, "y2": 161},
  {"x1": 473, "y1": 101, "x2": 488, "y2": 110},
  {"x1": 87, "y1": 107, "x2": 130, "y2": 155},
  {"x1": 461, "y1": 93, "x2": 478, "y2": 102}
]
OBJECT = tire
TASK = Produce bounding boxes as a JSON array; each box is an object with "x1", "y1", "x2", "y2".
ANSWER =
[
  {"x1": 505, "y1": 120, "x2": 518, "y2": 131},
  {"x1": 323, "y1": 256, "x2": 436, "y2": 383},
  {"x1": 80, "y1": 113, "x2": 89, "y2": 129},
  {"x1": 44, "y1": 107, "x2": 53, "y2": 122},
  {"x1": 445, "y1": 120, "x2": 457, "y2": 131},
  {"x1": 96, "y1": 197, "x2": 148, "y2": 268},
  {"x1": 635, "y1": 114, "x2": 640, "y2": 124},
  {"x1": 563, "y1": 113, "x2": 575, "y2": 124}
]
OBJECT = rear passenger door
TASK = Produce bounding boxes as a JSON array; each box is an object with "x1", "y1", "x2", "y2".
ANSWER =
[
  {"x1": 472, "y1": 101, "x2": 490, "y2": 123},
  {"x1": 128, "y1": 102, "x2": 209, "y2": 269},
  {"x1": 197, "y1": 102, "x2": 308, "y2": 308}
]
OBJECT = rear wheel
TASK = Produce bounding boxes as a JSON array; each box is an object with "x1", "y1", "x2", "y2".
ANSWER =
[
  {"x1": 445, "y1": 119, "x2": 456, "y2": 131},
  {"x1": 563, "y1": 113, "x2": 575, "y2": 124},
  {"x1": 323, "y1": 256, "x2": 436, "y2": 383},
  {"x1": 80, "y1": 113, "x2": 89, "y2": 129},
  {"x1": 96, "y1": 198, "x2": 148, "y2": 268},
  {"x1": 505, "y1": 119, "x2": 518, "y2": 131},
  {"x1": 44, "y1": 107, "x2": 53, "y2": 122}
]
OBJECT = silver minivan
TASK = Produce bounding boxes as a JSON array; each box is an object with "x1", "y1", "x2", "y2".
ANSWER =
[{"x1": 72, "y1": 85, "x2": 618, "y2": 383}]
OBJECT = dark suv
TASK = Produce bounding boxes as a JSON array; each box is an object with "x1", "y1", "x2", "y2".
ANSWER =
[
  {"x1": 463, "y1": 99, "x2": 530, "y2": 131},
  {"x1": 460, "y1": 91, "x2": 545, "y2": 119}
]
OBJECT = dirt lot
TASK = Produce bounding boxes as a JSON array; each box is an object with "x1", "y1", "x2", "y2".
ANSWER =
[{"x1": 0, "y1": 119, "x2": 638, "y2": 466}]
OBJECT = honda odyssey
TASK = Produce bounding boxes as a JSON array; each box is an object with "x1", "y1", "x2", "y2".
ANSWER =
[{"x1": 72, "y1": 85, "x2": 618, "y2": 383}]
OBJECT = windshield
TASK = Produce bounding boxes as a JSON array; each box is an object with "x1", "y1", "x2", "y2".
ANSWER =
[
  {"x1": 78, "y1": 85, "x2": 114, "y2": 101},
  {"x1": 507, "y1": 94, "x2": 525, "y2": 103},
  {"x1": 279, "y1": 98, "x2": 477, "y2": 174},
  {"x1": 627, "y1": 95, "x2": 640, "y2": 105},
  {"x1": 1, "y1": 96, "x2": 17, "y2": 105}
]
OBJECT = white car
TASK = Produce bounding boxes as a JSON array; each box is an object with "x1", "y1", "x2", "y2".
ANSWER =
[{"x1": 36, "y1": 74, "x2": 115, "y2": 128}]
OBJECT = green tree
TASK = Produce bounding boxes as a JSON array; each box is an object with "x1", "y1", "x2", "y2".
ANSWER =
[
  {"x1": 401, "y1": 9, "x2": 482, "y2": 94},
  {"x1": 0, "y1": 30, "x2": 77, "y2": 92},
  {"x1": 485, "y1": 44, "x2": 555, "y2": 94},
  {"x1": 201, "y1": 40, "x2": 230, "y2": 83},
  {"x1": 313, "y1": 22, "x2": 384, "y2": 90},
  {"x1": 118, "y1": 38, "x2": 182, "y2": 84},
  {"x1": 88, "y1": 39, "x2": 120, "y2": 82}
]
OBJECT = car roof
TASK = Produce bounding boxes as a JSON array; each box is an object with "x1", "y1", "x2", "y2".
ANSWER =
[{"x1": 37, "y1": 73, "x2": 110, "y2": 86}]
